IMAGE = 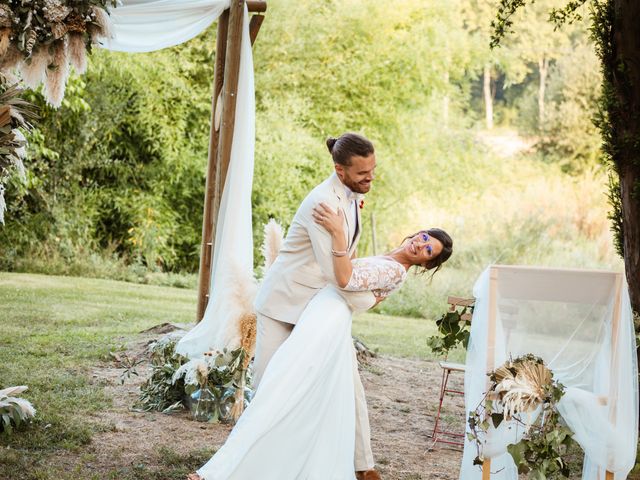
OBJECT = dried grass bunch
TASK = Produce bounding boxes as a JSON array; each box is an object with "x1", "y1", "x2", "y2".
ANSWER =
[
  {"x1": 0, "y1": 1, "x2": 117, "y2": 107},
  {"x1": 490, "y1": 357, "x2": 552, "y2": 420}
]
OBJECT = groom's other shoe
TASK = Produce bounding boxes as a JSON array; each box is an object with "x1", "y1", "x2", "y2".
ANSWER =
[{"x1": 356, "y1": 469, "x2": 382, "y2": 480}]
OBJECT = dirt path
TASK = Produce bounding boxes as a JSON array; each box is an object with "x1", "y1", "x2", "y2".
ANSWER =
[
  {"x1": 363, "y1": 356, "x2": 464, "y2": 479},
  {"x1": 74, "y1": 334, "x2": 466, "y2": 479}
]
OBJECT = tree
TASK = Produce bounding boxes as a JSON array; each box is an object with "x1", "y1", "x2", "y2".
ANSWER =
[
  {"x1": 492, "y1": 0, "x2": 640, "y2": 315},
  {"x1": 506, "y1": 0, "x2": 573, "y2": 129}
]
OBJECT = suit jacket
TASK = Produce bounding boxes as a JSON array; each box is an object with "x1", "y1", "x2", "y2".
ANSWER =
[{"x1": 254, "y1": 173, "x2": 376, "y2": 324}]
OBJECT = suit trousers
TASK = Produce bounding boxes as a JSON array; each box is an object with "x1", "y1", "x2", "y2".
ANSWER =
[{"x1": 253, "y1": 312, "x2": 375, "y2": 471}]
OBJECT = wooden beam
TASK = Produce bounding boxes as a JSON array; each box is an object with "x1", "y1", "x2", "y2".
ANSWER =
[
  {"x1": 447, "y1": 296, "x2": 475, "y2": 308},
  {"x1": 482, "y1": 267, "x2": 499, "y2": 480},
  {"x1": 196, "y1": 0, "x2": 245, "y2": 320},
  {"x1": 215, "y1": 0, "x2": 245, "y2": 205},
  {"x1": 604, "y1": 274, "x2": 623, "y2": 479},
  {"x1": 247, "y1": 0, "x2": 267, "y2": 12},
  {"x1": 196, "y1": 10, "x2": 230, "y2": 322},
  {"x1": 249, "y1": 14, "x2": 265, "y2": 46}
]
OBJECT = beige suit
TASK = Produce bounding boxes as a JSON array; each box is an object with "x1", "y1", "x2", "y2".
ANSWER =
[{"x1": 253, "y1": 172, "x2": 376, "y2": 471}]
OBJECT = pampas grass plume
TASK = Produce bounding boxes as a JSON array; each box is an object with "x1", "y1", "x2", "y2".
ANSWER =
[
  {"x1": 0, "y1": 44, "x2": 22, "y2": 72},
  {"x1": 20, "y1": 46, "x2": 51, "y2": 89},
  {"x1": 91, "y1": 7, "x2": 113, "y2": 41},
  {"x1": 67, "y1": 33, "x2": 87, "y2": 73},
  {"x1": 43, "y1": 40, "x2": 69, "y2": 108},
  {"x1": 261, "y1": 219, "x2": 284, "y2": 272}
]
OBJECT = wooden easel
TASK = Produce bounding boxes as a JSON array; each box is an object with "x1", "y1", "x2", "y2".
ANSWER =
[
  {"x1": 195, "y1": 0, "x2": 267, "y2": 321},
  {"x1": 481, "y1": 266, "x2": 622, "y2": 480}
]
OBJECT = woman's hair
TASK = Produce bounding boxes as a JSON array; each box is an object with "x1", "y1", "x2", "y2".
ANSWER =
[
  {"x1": 326, "y1": 133, "x2": 374, "y2": 166},
  {"x1": 402, "y1": 228, "x2": 453, "y2": 277}
]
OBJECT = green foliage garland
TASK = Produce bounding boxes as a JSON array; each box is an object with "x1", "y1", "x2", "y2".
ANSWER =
[{"x1": 427, "y1": 305, "x2": 473, "y2": 356}]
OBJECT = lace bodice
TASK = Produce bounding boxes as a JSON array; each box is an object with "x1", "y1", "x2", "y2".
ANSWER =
[{"x1": 344, "y1": 256, "x2": 407, "y2": 298}]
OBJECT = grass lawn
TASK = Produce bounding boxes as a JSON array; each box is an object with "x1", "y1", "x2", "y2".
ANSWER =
[{"x1": 0, "y1": 272, "x2": 453, "y2": 479}]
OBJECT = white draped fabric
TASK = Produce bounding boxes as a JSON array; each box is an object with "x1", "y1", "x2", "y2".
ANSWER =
[
  {"x1": 100, "y1": 0, "x2": 256, "y2": 358},
  {"x1": 459, "y1": 265, "x2": 638, "y2": 480},
  {"x1": 104, "y1": 0, "x2": 230, "y2": 53}
]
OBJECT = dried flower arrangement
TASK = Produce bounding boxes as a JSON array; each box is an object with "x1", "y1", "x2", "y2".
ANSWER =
[
  {"x1": 468, "y1": 354, "x2": 578, "y2": 478},
  {"x1": 0, "y1": 1, "x2": 117, "y2": 107}
]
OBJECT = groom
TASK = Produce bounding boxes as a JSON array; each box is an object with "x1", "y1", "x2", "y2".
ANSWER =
[{"x1": 253, "y1": 132, "x2": 382, "y2": 480}]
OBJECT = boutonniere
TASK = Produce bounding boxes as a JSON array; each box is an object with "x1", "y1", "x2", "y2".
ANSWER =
[{"x1": 359, "y1": 200, "x2": 365, "y2": 209}]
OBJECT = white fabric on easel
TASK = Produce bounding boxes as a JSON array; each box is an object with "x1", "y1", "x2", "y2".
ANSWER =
[
  {"x1": 459, "y1": 265, "x2": 638, "y2": 480},
  {"x1": 100, "y1": 1, "x2": 256, "y2": 357}
]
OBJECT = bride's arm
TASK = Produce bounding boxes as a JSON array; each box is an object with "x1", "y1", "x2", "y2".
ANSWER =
[{"x1": 312, "y1": 202, "x2": 353, "y2": 288}]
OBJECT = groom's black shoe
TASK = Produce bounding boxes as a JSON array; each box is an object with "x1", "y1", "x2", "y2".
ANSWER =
[{"x1": 356, "y1": 469, "x2": 382, "y2": 480}]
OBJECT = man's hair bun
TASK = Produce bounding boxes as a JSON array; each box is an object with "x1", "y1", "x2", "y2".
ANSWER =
[{"x1": 326, "y1": 137, "x2": 338, "y2": 153}]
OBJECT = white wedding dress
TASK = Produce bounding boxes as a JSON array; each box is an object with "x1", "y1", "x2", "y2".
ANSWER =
[{"x1": 197, "y1": 257, "x2": 407, "y2": 480}]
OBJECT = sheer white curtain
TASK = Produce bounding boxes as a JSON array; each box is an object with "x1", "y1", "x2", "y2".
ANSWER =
[
  {"x1": 100, "y1": 0, "x2": 256, "y2": 358},
  {"x1": 459, "y1": 266, "x2": 638, "y2": 480},
  {"x1": 104, "y1": 0, "x2": 230, "y2": 52}
]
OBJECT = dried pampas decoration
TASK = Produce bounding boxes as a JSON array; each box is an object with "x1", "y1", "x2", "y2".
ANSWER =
[
  {"x1": 43, "y1": 39, "x2": 69, "y2": 108},
  {"x1": 493, "y1": 359, "x2": 552, "y2": 421},
  {"x1": 0, "y1": 28, "x2": 10, "y2": 57},
  {"x1": 20, "y1": 47, "x2": 51, "y2": 89},
  {"x1": 0, "y1": 45, "x2": 22, "y2": 73},
  {"x1": 67, "y1": 33, "x2": 87, "y2": 73},
  {"x1": 261, "y1": 219, "x2": 284, "y2": 272},
  {"x1": 43, "y1": 0, "x2": 72, "y2": 23},
  {"x1": 0, "y1": 6, "x2": 12, "y2": 29},
  {"x1": 2, "y1": 4, "x2": 113, "y2": 108},
  {"x1": 90, "y1": 7, "x2": 113, "y2": 42}
]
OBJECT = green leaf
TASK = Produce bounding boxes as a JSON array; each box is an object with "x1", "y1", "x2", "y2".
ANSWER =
[{"x1": 491, "y1": 412, "x2": 503, "y2": 428}]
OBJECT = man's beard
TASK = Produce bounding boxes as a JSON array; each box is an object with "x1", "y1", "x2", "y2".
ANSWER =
[{"x1": 343, "y1": 177, "x2": 371, "y2": 194}]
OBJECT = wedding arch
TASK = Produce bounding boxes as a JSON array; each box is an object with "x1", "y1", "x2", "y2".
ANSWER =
[
  {"x1": 3, "y1": 0, "x2": 267, "y2": 358},
  {"x1": 100, "y1": 0, "x2": 267, "y2": 337},
  {"x1": 460, "y1": 265, "x2": 638, "y2": 480}
]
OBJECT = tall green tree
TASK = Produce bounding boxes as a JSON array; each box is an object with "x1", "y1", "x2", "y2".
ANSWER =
[{"x1": 492, "y1": 0, "x2": 640, "y2": 314}]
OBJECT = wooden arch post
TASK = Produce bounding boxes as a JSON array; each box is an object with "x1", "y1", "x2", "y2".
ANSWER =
[{"x1": 196, "y1": 0, "x2": 267, "y2": 322}]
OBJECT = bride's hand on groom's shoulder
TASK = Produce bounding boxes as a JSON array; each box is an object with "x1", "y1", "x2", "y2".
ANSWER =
[{"x1": 312, "y1": 202, "x2": 344, "y2": 237}]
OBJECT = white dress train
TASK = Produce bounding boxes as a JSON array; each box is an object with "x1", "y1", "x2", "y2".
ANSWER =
[{"x1": 197, "y1": 257, "x2": 407, "y2": 480}]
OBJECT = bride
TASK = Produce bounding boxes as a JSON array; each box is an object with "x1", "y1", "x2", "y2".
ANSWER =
[{"x1": 189, "y1": 205, "x2": 452, "y2": 480}]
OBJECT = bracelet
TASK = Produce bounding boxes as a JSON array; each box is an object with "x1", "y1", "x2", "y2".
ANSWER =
[{"x1": 331, "y1": 249, "x2": 348, "y2": 257}]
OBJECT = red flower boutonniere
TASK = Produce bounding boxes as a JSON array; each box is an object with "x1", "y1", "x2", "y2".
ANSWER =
[{"x1": 359, "y1": 200, "x2": 365, "y2": 209}]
